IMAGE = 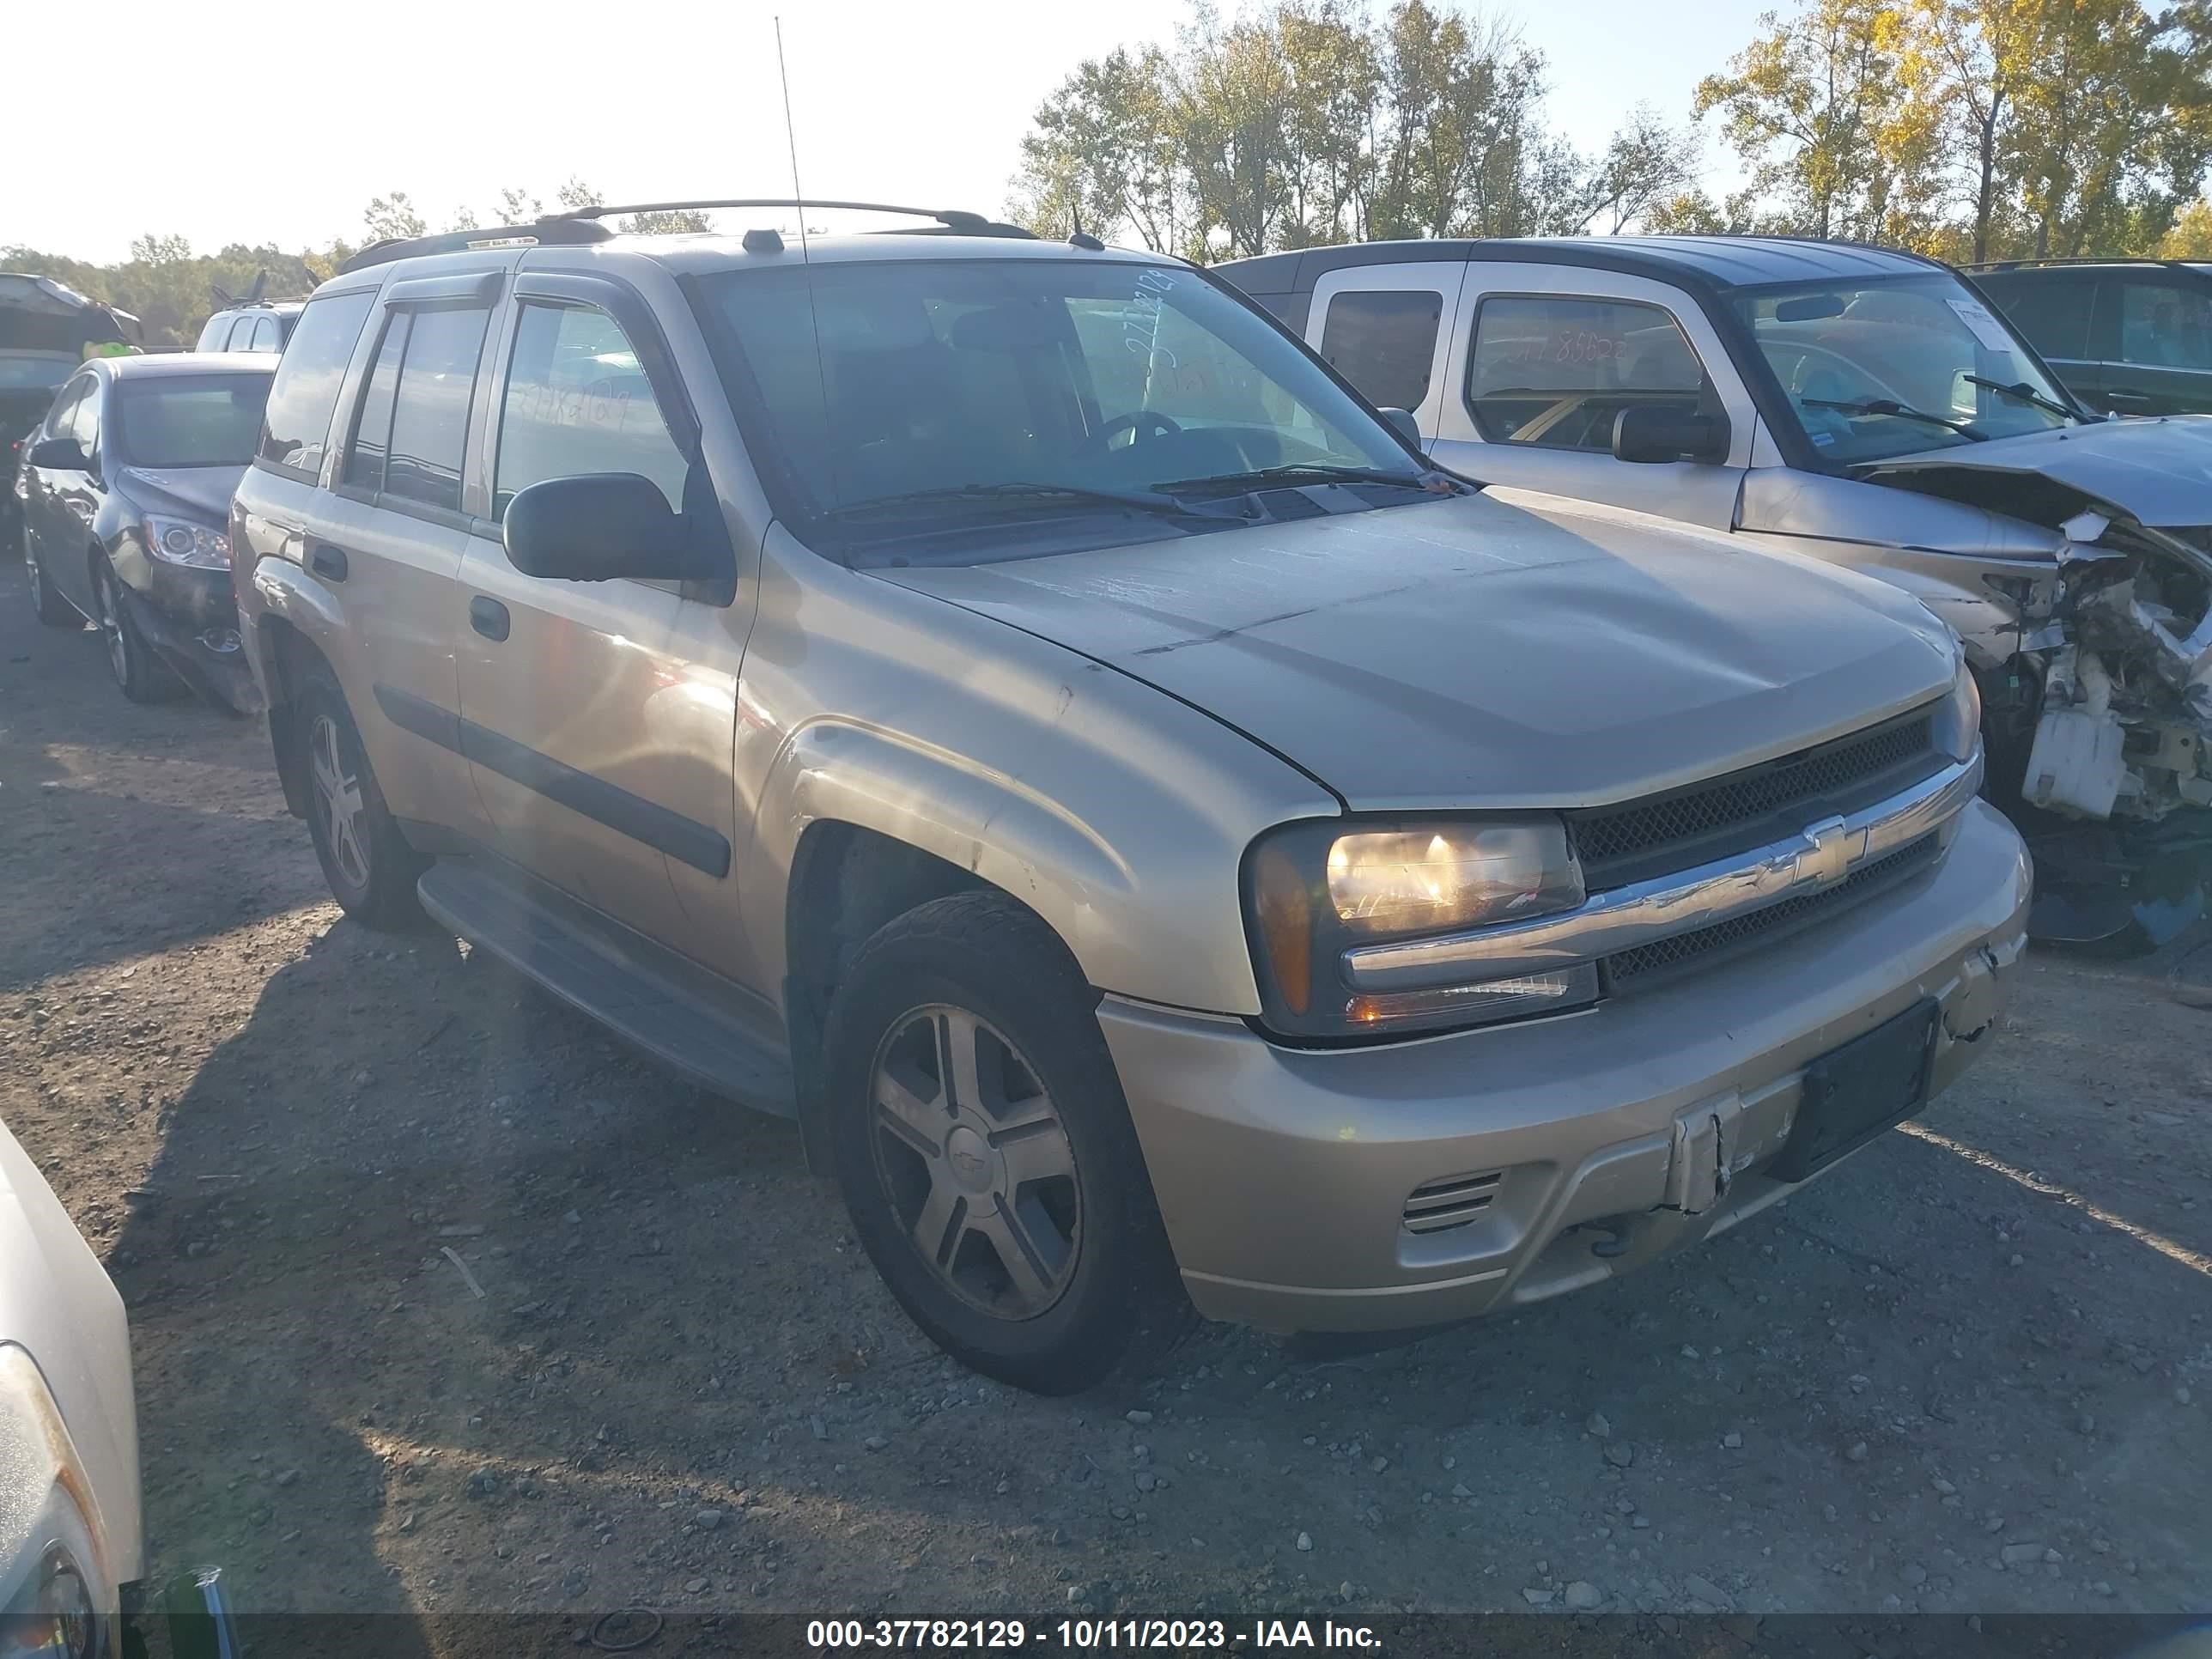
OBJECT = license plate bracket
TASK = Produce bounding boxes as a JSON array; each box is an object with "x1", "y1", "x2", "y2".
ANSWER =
[{"x1": 1771, "y1": 997, "x2": 1940, "y2": 1182}]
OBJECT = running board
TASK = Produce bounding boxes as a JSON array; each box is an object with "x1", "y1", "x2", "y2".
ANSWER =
[{"x1": 417, "y1": 859, "x2": 797, "y2": 1117}]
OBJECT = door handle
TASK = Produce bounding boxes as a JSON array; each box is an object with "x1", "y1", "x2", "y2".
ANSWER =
[
  {"x1": 308, "y1": 542, "x2": 348, "y2": 581},
  {"x1": 469, "y1": 595, "x2": 510, "y2": 641}
]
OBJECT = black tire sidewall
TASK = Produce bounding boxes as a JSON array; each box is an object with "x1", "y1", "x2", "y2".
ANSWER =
[
  {"x1": 294, "y1": 672, "x2": 422, "y2": 925},
  {"x1": 96, "y1": 558, "x2": 169, "y2": 700},
  {"x1": 823, "y1": 895, "x2": 1182, "y2": 1394}
]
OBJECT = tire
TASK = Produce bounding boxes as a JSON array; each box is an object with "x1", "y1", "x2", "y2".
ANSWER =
[
  {"x1": 823, "y1": 890, "x2": 1189, "y2": 1394},
  {"x1": 92, "y1": 556, "x2": 181, "y2": 702},
  {"x1": 292, "y1": 665, "x2": 427, "y2": 927},
  {"x1": 21, "y1": 525, "x2": 80, "y2": 627}
]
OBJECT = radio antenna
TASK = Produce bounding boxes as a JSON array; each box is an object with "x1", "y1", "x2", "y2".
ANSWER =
[{"x1": 775, "y1": 17, "x2": 809, "y2": 258}]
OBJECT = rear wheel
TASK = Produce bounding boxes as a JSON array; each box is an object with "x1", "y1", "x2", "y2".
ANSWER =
[
  {"x1": 21, "y1": 526, "x2": 80, "y2": 627},
  {"x1": 93, "y1": 556, "x2": 179, "y2": 702},
  {"x1": 823, "y1": 890, "x2": 1188, "y2": 1394},
  {"x1": 293, "y1": 666, "x2": 426, "y2": 928}
]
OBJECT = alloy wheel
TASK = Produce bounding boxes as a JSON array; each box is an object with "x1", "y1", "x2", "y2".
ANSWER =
[
  {"x1": 94, "y1": 567, "x2": 129, "y2": 684},
  {"x1": 867, "y1": 1005, "x2": 1082, "y2": 1320},
  {"x1": 308, "y1": 714, "x2": 372, "y2": 891}
]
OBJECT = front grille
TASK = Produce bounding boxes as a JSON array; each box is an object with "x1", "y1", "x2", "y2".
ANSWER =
[
  {"x1": 1402, "y1": 1170, "x2": 1504, "y2": 1235},
  {"x1": 1604, "y1": 834, "x2": 1941, "y2": 989},
  {"x1": 1570, "y1": 709, "x2": 1941, "y2": 890}
]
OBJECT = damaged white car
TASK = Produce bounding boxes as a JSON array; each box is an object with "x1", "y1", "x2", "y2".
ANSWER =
[{"x1": 1221, "y1": 236, "x2": 2212, "y2": 944}]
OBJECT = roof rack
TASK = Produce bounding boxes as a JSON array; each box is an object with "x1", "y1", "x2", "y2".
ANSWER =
[
  {"x1": 337, "y1": 216, "x2": 614, "y2": 274},
  {"x1": 1960, "y1": 255, "x2": 2196, "y2": 272},
  {"x1": 553, "y1": 198, "x2": 1022, "y2": 234}
]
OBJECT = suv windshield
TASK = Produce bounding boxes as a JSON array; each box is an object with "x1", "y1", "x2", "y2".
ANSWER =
[
  {"x1": 1734, "y1": 274, "x2": 2081, "y2": 465},
  {"x1": 691, "y1": 256, "x2": 1428, "y2": 560},
  {"x1": 114, "y1": 374, "x2": 272, "y2": 468}
]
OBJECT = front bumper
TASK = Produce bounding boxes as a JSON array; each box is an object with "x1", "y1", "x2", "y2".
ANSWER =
[
  {"x1": 116, "y1": 572, "x2": 260, "y2": 714},
  {"x1": 1103, "y1": 799, "x2": 2032, "y2": 1333}
]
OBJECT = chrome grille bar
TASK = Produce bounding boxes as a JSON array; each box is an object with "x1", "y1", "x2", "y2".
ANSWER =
[{"x1": 1340, "y1": 750, "x2": 1983, "y2": 993}]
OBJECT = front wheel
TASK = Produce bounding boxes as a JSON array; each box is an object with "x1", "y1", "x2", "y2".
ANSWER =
[
  {"x1": 293, "y1": 667, "x2": 427, "y2": 928},
  {"x1": 823, "y1": 891, "x2": 1188, "y2": 1394},
  {"x1": 93, "y1": 556, "x2": 179, "y2": 701}
]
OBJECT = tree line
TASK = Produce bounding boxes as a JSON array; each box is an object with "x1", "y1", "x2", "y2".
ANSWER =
[
  {"x1": 1009, "y1": 0, "x2": 2212, "y2": 264},
  {"x1": 0, "y1": 181, "x2": 707, "y2": 348}
]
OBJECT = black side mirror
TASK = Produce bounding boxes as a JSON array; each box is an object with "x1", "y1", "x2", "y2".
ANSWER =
[
  {"x1": 1612, "y1": 405, "x2": 1731, "y2": 465},
  {"x1": 27, "y1": 437, "x2": 88, "y2": 471},
  {"x1": 502, "y1": 473, "x2": 698, "y2": 582},
  {"x1": 1376, "y1": 406, "x2": 1423, "y2": 449}
]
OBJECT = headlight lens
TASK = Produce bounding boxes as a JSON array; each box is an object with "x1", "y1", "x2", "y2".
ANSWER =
[
  {"x1": 1932, "y1": 654, "x2": 1982, "y2": 764},
  {"x1": 1247, "y1": 817, "x2": 1595, "y2": 1039},
  {"x1": 143, "y1": 515, "x2": 229, "y2": 568},
  {"x1": 0, "y1": 1346, "x2": 111, "y2": 1659}
]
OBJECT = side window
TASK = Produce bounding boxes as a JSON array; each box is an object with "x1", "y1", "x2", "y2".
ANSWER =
[
  {"x1": 1318, "y1": 290, "x2": 1443, "y2": 411},
  {"x1": 196, "y1": 315, "x2": 235, "y2": 352},
  {"x1": 1977, "y1": 276, "x2": 2093, "y2": 362},
  {"x1": 259, "y1": 289, "x2": 376, "y2": 477},
  {"x1": 2117, "y1": 282, "x2": 2212, "y2": 370},
  {"x1": 70, "y1": 380, "x2": 101, "y2": 454},
  {"x1": 493, "y1": 303, "x2": 690, "y2": 515},
  {"x1": 46, "y1": 376, "x2": 92, "y2": 441},
  {"x1": 343, "y1": 312, "x2": 410, "y2": 493},
  {"x1": 382, "y1": 305, "x2": 491, "y2": 514},
  {"x1": 1468, "y1": 295, "x2": 1713, "y2": 453},
  {"x1": 243, "y1": 316, "x2": 275, "y2": 351}
]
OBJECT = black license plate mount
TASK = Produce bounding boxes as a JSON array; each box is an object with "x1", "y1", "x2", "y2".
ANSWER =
[{"x1": 1771, "y1": 996, "x2": 1941, "y2": 1182}]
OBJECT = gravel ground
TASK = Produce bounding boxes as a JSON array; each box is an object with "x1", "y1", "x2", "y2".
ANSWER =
[{"x1": 1, "y1": 553, "x2": 2207, "y2": 1628}]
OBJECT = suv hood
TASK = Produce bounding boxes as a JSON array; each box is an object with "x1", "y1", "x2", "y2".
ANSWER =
[
  {"x1": 1858, "y1": 416, "x2": 2212, "y2": 529},
  {"x1": 880, "y1": 489, "x2": 1954, "y2": 810},
  {"x1": 0, "y1": 1116, "x2": 141, "y2": 1584}
]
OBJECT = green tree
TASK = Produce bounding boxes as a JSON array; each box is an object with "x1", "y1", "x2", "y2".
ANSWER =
[
  {"x1": 363, "y1": 192, "x2": 427, "y2": 241},
  {"x1": 1570, "y1": 106, "x2": 1705, "y2": 234}
]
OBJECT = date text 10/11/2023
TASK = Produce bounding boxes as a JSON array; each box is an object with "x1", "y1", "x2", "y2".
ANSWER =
[{"x1": 805, "y1": 1620, "x2": 1384, "y2": 1650}]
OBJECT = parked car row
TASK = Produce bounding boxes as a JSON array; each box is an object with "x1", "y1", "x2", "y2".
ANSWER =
[
  {"x1": 33, "y1": 207, "x2": 2208, "y2": 1405},
  {"x1": 1219, "y1": 237, "x2": 2212, "y2": 945}
]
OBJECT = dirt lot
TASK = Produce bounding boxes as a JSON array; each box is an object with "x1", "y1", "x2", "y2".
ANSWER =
[{"x1": 2, "y1": 553, "x2": 2208, "y2": 1629}]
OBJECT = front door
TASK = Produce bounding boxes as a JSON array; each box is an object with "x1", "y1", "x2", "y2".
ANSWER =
[
  {"x1": 40, "y1": 374, "x2": 105, "y2": 619},
  {"x1": 455, "y1": 283, "x2": 741, "y2": 961},
  {"x1": 1428, "y1": 264, "x2": 1752, "y2": 532}
]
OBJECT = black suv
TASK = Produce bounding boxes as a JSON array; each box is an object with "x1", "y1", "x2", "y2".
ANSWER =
[
  {"x1": 193, "y1": 300, "x2": 301, "y2": 355},
  {"x1": 1968, "y1": 258, "x2": 2212, "y2": 416}
]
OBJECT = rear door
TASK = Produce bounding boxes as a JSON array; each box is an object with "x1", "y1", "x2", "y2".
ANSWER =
[
  {"x1": 1971, "y1": 270, "x2": 2104, "y2": 410},
  {"x1": 1306, "y1": 264, "x2": 1459, "y2": 441},
  {"x1": 1430, "y1": 264, "x2": 1753, "y2": 532},
  {"x1": 314, "y1": 272, "x2": 503, "y2": 846},
  {"x1": 2098, "y1": 273, "x2": 2212, "y2": 416},
  {"x1": 454, "y1": 271, "x2": 739, "y2": 959}
]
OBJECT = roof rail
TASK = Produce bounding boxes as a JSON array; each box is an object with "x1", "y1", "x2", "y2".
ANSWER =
[
  {"x1": 553, "y1": 198, "x2": 1036, "y2": 238},
  {"x1": 337, "y1": 216, "x2": 614, "y2": 275},
  {"x1": 1961, "y1": 255, "x2": 2193, "y2": 273}
]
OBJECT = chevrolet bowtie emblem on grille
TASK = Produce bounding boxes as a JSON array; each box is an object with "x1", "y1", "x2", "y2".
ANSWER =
[{"x1": 1791, "y1": 815, "x2": 1868, "y2": 890}]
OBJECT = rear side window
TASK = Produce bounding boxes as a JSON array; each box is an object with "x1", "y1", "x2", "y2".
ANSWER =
[
  {"x1": 1976, "y1": 276, "x2": 2094, "y2": 361},
  {"x1": 196, "y1": 314, "x2": 235, "y2": 352},
  {"x1": 494, "y1": 303, "x2": 689, "y2": 514},
  {"x1": 1318, "y1": 290, "x2": 1444, "y2": 412},
  {"x1": 382, "y1": 305, "x2": 491, "y2": 514},
  {"x1": 244, "y1": 316, "x2": 278, "y2": 351},
  {"x1": 1468, "y1": 295, "x2": 1712, "y2": 453},
  {"x1": 343, "y1": 313, "x2": 409, "y2": 492},
  {"x1": 258, "y1": 289, "x2": 375, "y2": 478},
  {"x1": 2117, "y1": 281, "x2": 2212, "y2": 370}
]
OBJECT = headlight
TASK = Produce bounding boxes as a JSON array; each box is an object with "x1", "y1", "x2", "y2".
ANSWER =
[
  {"x1": 1246, "y1": 817, "x2": 1596, "y2": 1039},
  {"x1": 1932, "y1": 654, "x2": 1983, "y2": 764},
  {"x1": 0, "y1": 1346, "x2": 112, "y2": 1659},
  {"x1": 142, "y1": 515, "x2": 229, "y2": 569}
]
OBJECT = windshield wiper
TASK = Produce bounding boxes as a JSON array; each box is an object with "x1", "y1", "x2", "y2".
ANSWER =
[
  {"x1": 822, "y1": 481, "x2": 1212, "y2": 521},
  {"x1": 1801, "y1": 398, "x2": 1987, "y2": 441},
  {"x1": 1962, "y1": 374, "x2": 2077, "y2": 421},
  {"x1": 1157, "y1": 463, "x2": 1441, "y2": 497}
]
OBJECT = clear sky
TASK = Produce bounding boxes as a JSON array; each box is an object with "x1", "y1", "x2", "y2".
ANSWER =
[{"x1": 9, "y1": 0, "x2": 1772, "y2": 264}]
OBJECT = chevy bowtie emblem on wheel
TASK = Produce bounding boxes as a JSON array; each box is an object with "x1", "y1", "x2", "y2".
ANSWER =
[{"x1": 1793, "y1": 815, "x2": 1865, "y2": 890}]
